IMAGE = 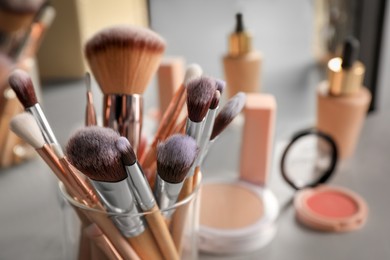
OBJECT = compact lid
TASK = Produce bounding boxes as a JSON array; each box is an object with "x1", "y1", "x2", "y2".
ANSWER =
[{"x1": 280, "y1": 128, "x2": 338, "y2": 190}]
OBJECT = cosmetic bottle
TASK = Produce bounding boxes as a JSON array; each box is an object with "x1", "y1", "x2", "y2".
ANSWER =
[
  {"x1": 223, "y1": 13, "x2": 262, "y2": 98},
  {"x1": 317, "y1": 37, "x2": 371, "y2": 159}
]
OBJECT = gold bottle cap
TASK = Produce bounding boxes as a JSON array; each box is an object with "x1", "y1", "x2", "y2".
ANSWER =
[
  {"x1": 228, "y1": 13, "x2": 252, "y2": 56},
  {"x1": 328, "y1": 37, "x2": 365, "y2": 96}
]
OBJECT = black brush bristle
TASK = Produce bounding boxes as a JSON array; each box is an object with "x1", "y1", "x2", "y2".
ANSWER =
[
  {"x1": 186, "y1": 76, "x2": 216, "y2": 122},
  {"x1": 210, "y1": 92, "x2": 246, "y2": 140},
  {"x1": 157, "y1": 134, "x2": 198, "y2": 184},
  {"x1": 8, "y1": 69, "x2": 37, "y2": 108},
  {"x1": 66, "y1": 126, "x2": 127, "y2": 182},
  {"x1": 116, "y1": 137, "x2": 137, "y2": 166},
  {"x1": 209, "y1": 90, "x2": 221, "y2": 109}
]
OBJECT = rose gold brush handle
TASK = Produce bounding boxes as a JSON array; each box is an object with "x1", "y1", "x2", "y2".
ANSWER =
[
  {"x1": 86, "y1": 223, "x2": 122, "y2": 260},
  {"x1": 140, "y1": 84, "x2": 186, "y2": 168}
]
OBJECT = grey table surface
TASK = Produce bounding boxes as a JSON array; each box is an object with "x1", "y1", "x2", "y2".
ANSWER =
[{"x1": 1, "y1": 1, "x2": 390, "y2": 259}]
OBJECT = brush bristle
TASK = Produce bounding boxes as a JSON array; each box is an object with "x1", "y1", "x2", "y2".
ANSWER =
[
  {"x1": 210, "y1": 92, "x2": 246, "y2": 140},
  {"x1": 215, "y1": 79, "x2": 226, "y2": 94},
  {"x1": 184, "y1": 64, "x2": 203, "y2": 85},
  {"x1": 8, "y1": 69, "x2": 37, "y2": 108},
  {"x1": 209, "y1": 90, "x2": 221, "y2": 109},
  {"x1": 116, "y1": 137, "x2": 137, "y2": 166},
  {"x1": 0, "y1": 0, "x2": 44, "y2": 14},
  {"x1": 186, "y1": 76, "x2": 216, "y2": 122},
  {"x1": 85, "y1": 25, "x2": 166, "y2": 95},
  {"x1": 157, "y1": 134, "x2": 198, "y2": 184},
  {"x1": 66, "y1": 126, "x2": 127, "y2": 182},
  {"x1": 9, "y1": 112, "x2": 44, "y2": 149}
]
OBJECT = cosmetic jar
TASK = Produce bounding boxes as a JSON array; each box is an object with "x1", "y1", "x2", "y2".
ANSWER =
[
  {"x1": 59, "y1": 177, "x2": 202, "y2": 260},
  {"x1": 280, "y1": 128, "x2": 368, "y2": 232}
]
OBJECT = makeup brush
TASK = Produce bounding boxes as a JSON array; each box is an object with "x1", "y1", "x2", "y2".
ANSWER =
[
  {"x1": 66, "y1": 126, "x2": 163, "y2": 260},
  {"x1": 215, "y1": 79, "x2": 226, "y2": 95},
  {"x1": 0, "y1": 0, "x2": 44, "y2": 53},
  {"x1": 84, "y1": 72, "x2": 97, "y2": 126},
  {"x1": 210, "y1": 92, "x2": 246, "y2": 141},
  {"x1": 10, "y1": 114, "x2": 139, "y2": 259},
  {"x1": 116, "y1": 137, "x2": 180, "y2": 260},
  {"x1": 140, "y1": 63, "x2": 202, "y2": 169},
  {"x1": 200, "y1": 92, "x2": 246, "y2": 165},
  {"x1": 154, "y1": 134, "x2": 198, "y2": 218},
  {"x1": 85, "y1": 25, "x2": 166, "y2": 154},
  {"x1": 183, "y1": 76, "x2": 216, "y2": 187},
  {"x1": 12, "y1": 4, "x2": 56, "y2": 60},
  {"x1": 8, "y1": 69, "x2": 59, "y2": 146}
]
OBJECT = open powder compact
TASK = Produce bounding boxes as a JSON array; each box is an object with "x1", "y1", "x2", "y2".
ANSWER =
[
  {"x1": 280, "y1": 128, "x2": 368, "y2": 232},
  {"x1": 199, "y1": 179, "x2": 278, "y2": 254}
]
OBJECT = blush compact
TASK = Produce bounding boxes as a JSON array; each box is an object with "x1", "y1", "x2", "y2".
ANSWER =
[{"x1": 280, "y1": 128, "x2": 368, "y2": 232}]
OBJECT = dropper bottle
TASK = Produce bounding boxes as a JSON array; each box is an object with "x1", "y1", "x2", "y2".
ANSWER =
[{"x1": 223, "y1": 13, "x2": 262, "y2": 98}]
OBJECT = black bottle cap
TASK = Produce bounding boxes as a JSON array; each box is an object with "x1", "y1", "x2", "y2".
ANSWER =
[
  {"x1": 341, "y1": 36, "x2": 360, "y2": 69},
  {"x1": 235, "y1": 13, "x2": 244, "y2": 33}
]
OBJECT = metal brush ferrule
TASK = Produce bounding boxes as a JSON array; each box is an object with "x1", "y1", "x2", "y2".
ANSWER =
[
  {"x1": 196, "y1": 107, "x2": 218, "y2": 167},
  {"x1": 154, "y1": 174, "x2": 183, "y2": 219},
  {"x1": 27, "y1": 104, "x2": 59, "y2": 146},
  {"x1": 125, "y1": 162, "x2": 155, "y2": 211},
  {"x1": 186, "y1": 119, "x2": 203, "y2": 144},
  {"x1": 90, "y1": 179, "x2": 145, "y2": 237},
  {"x1": 200, "y1": 139, "x2": 216, "y2": 166},
  {"x1": 103, "y1": 94, "x2": 143, "y2": 154}
]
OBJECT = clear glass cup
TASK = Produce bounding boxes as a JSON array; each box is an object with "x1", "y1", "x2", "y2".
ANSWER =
[{"x1": 59, "y1": 179, "x2": 201, "y2": 260}]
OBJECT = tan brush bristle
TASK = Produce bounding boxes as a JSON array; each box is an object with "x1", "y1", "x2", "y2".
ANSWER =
[{"x1": 85, "y1": 25, "x2": 166, "y2": 95}]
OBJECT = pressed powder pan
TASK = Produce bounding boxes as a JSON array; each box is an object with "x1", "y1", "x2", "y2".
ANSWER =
[
  {"x1": 281, "y1": 128, "x2": 368, "y2": 232},
  {"x1": 199, "y1": 179, "x2": 278, "y2": 254}
]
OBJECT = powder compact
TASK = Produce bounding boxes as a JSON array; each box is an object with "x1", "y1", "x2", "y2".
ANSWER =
[
  {"x1": 198, "y1": 179, "x2": 279, "y2": 254},
  {"x1": 280, "y1": 128, "x2": 368, "y2": 232}
]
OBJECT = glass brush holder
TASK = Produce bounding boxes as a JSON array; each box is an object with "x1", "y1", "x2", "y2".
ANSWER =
[{"x1": 59, "y1": 175, "x2": 202, "y2": 260}]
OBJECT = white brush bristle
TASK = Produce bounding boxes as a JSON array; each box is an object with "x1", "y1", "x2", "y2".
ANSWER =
[
  {"x1": 9, "y1": 112, "x2": 45, "y2": 149},
  {"x1": 184, "y1": 64, "x2": 203, "y2": 85},
  {"x1": 40, "y1": 6, "x2": 56, "y2": 27}
]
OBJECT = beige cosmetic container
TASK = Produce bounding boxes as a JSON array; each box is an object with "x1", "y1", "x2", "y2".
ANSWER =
[
  {"x1": 223, "y1": 13, "x2": 262, "y2": 98},
  {"x1": 317, "y1": 37, "x2": 371, "y2": 159}
]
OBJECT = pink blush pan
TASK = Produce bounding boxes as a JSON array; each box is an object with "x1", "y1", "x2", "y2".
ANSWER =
[{"x1": 294, "y1": 186, "x2": 368, "y2": 232}]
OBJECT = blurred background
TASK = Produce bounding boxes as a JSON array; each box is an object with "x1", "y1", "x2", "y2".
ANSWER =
[{"x1": 0, "y1": 0, "x2": 389, "y2": 259}]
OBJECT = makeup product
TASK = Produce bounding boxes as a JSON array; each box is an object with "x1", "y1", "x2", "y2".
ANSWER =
[
  {"x1": 66, "y1": 126, "x2": 163, "y2": 260},
  {"x1": 317, "y1": 37, "x2": 371, "y2": 159},
  {"x1": 154, "y1": 134, "x2": 198, "y2": 219},
  {"x1": 280, "y1": 128, "x2": 368, "y2": 232},
  {"x1": 85, "y1": 25, "x2": 166, "y2": 155},
  {"x1": 240, "y1": 94, "x2": 276, "y2": 185},
  {"x1": 8, "y1": 69, "x2": 59, "y2": 146},
  {"x1": 157, "y1": 57, "x2": 185, "y2": 115},
  {"x1": 223, "y1": 13, "x2": 262, "y2": 98},
  {"x1": 116, "y1": 137, "x2": 180, "y2": 260},
  {"x1": 199, "y1": 93, "x2": 279, "y2": 254}
]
